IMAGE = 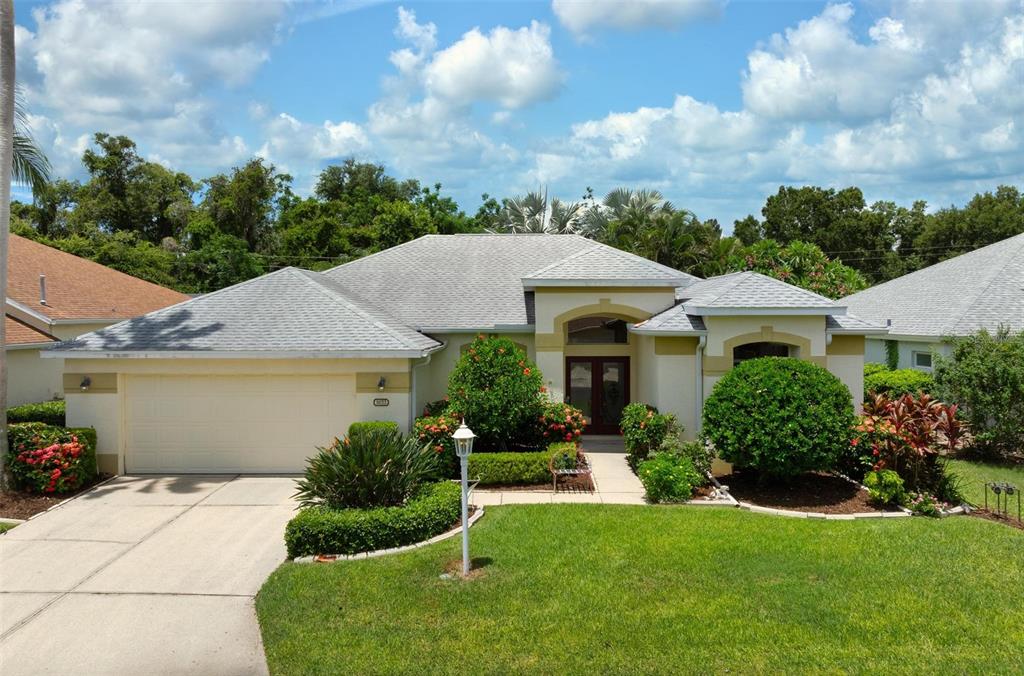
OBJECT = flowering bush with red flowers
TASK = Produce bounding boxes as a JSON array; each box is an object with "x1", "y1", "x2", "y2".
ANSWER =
[
  {"x1": 846, "y1": 392, "x2": 966, "y2": 503},
  {"x1": 446, "y1": 335, "x2": 545, "y2": 450},
  {"x1": 537, "y1": 401, "x2": 586, "y2": 445},
  {"x1": 7, "y1": 423, "x2": 97, "y2": 494},
  {"x1": 413, "y1": 411, "x2": 460, "y2": 477}
]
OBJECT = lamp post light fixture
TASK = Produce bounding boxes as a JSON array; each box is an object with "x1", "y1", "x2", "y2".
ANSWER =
[{"x1": 452, "y1": 419, "x2": 476, "y2": 577}]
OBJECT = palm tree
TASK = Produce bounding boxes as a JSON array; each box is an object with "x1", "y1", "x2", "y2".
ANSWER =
[
  {"x1": 13, "y1": 84, "x2": 51, "y2": 193},
  {"x1": 581, "y1": 187, "x2": 673, "y2": 243},
  {"x1": 0, "y1": 0, "x2": 16, "y2": 488},
  {"x1": 492, "y1": 189, "x2": 584, "y2": 234}
]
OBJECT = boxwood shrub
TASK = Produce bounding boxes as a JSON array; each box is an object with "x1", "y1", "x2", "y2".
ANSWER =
[
  {"x1": 284, "y1": 481, "x2": 462, "y2": 558},
  {"x1": 7, "y1": 400, "x2": 66, "y2": 426},
  {"x1": 703, "y1": 357, "x2": 854, "y2": 479},
  {"x1": 7, "y1": 422, "x2": 97, "y2": 493},
  {"x1": 468, "y1": 442, "x2": 577, "y2": 486},
  {"x1": 347, "y1": 420, "x2": 400, "y2": 438},
  {"x1": 863, "y1": 366, "x2": 933, "y2": 400}
]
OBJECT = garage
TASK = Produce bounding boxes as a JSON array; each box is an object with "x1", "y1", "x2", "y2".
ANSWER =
[{"x1": 123, "y1": 374, "x2": 357, "y2": 473}]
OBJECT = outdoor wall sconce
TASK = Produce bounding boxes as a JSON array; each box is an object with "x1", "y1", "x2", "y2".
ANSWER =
[
  {"x1": 377, "y1": 376, "x2": 386, "y2": 391},
  {"x1": 80, "y1": 376, "x2": 92, "y2": 391}
]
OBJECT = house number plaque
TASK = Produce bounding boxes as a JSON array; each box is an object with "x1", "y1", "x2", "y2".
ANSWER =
[{"x1": 373, "y1": 398, "x2": 390, "y2": 407}]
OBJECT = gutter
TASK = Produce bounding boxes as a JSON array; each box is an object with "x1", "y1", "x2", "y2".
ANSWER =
[
  {"x1": 695, "y1": 335, "x2": 706, "y2": 435},
  {"x1": 410, "y1": 346, "x2": 441, "y2": 426},
  {"x1": 43, "y1": 348, "x2": 439, "y2": 360}
]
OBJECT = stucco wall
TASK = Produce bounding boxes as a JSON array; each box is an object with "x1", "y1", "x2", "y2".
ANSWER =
[
  {"x1": 6, "y1": 346, "x2": 64, "y2": 406},
  {"x1": 864, "y1": 337, "x2": 949, "y2": 370}
]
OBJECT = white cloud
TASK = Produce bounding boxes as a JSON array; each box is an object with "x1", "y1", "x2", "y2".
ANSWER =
[
  {"x1": 16, "y1": 0, "x2": 286, "y2": 179},
  {"x1": 258, "y1": 113, "x2": 370, "y2": 172},
  {"x1": 552, "y1": 0, "x2": 723, "y2": 36},
  {"x1": 528, "y1": 2, "x2": 1024, "y2": 224},
  {"x1": 424, "y1": 21, "x2": 564, "y2": 109}
]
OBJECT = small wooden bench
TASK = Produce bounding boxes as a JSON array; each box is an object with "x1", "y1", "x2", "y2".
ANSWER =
[{"x1": 549, "y1": 450, "x2": 592, "y2": 492}]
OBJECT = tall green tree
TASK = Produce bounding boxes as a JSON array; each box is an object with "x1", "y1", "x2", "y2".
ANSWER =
[
  {"x1": 200, "y1": 158, "x2": 287, "y2": 251},
  {"x1": 0, "y1": 0, "x2": 14, "y2": 485}
]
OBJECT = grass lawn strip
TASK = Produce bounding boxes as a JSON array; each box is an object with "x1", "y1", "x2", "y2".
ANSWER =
[
  {"x1": 946, "y1": 458, "x2": 1024, "y2": 507},
  {"x1": 257, "y1": 504, "x2": 1024, "y2": 674}
]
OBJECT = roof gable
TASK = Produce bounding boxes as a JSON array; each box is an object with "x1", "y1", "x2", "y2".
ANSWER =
[
  {"x1": 842, "y1": 233, "x2": 1024, "y2": 337},
  {"x1": 522, "y1": 242, "x2": 698, "y2": 288},
  {"x1": 677, "y1": 271, "x2": 842, "y2": 315},
  {"x1": 8, "y1": 234, "x2": 189, "y2": 322}
]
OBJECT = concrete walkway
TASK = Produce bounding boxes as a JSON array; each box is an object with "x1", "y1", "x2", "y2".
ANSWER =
[
  {"x1": 473, "y1": 436, "x2": 647, "y2": 505},
  {"x1": 0, "y1": 475, "x2": 298, "y2": 676}
]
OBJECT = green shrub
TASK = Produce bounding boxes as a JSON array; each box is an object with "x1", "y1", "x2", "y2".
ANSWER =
[
  {"x1": 7, "y1": 400, "x2": 65, "y2": 426},
  {"x1": 863, "y1": 362, "x2": 888, "y2": 377},
  {"x1": 907, "y1": 492, "x2": 948, "y2": 517},
  {"x1": 864, "y1": 469, "x2": 906, "y2": 506},
  {"x1": 658, "y1": 432, "x2": 713, "y2": 476},
  {"x1": 863, "y1": 367, "x2": 933, "y2": 400},
  {"x1": 293, "y1": 427, "x2": 440, "y2": 509},
  {"x1": 468, "y1": 443, "x2": 577, "y2": 485},
  {"x1": 885, "y1": 340, "x2": 899, "y2": 370},
  {"x1": 620, "y1": 402, "x2": 677, "y2": 467},
  {"x1": 347, "y1": 421, "x2": 400, "y2": 438},
  {"x1": 703, "y1": 357, "x2": 854, "y2": 479},
  {"x1": 7, "y1": 423, "x2": 97, "y2": 493},
  {"x1": 446, "y1": 335, "x2": 545, "y2": 450},
  {"x1": 421, "y1": 398, "x2": 449, "y2": 417},
  {"x1": 638, "y1": 453, "x2": 702, "y2": 503},
  {"x1": 284, "y1": 481, "x2": 461, "y2": 558},
  {"x1": 934, "y1": 328, "x2": 1024, "y2": 460}
]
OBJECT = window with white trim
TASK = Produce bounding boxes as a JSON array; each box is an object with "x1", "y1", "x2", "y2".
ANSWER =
[{"x1": 912, "y1": 351, "x2": 933, "y2": 371}]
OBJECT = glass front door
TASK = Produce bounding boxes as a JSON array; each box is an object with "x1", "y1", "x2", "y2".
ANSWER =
[{"x1": 565, "y1": 357, "x2": 630, "y2": 434}]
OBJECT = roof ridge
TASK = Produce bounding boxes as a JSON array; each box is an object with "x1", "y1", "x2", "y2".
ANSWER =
[
  {"x1": 322, "y1": 234, "x2": 433, "y2": 276},
  {"x1": 293, "y1": 270, "x2": 429, "y2": 350},
  {"x1": 745, "y1": 271, "x2": 836, "y2": 303}
]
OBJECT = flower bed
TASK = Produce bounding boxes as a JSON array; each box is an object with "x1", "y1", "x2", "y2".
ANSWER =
[
  {"x1": 719, "y1": 470, "x2": 904, "y2": 515},
  {"x1": 284, "y1": 481, "x2": 462, "y2": 558}
]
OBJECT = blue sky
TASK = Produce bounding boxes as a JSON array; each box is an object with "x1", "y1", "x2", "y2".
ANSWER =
[{"x1": 13, "y1": 0, "x2": 1024, "y2": 227}]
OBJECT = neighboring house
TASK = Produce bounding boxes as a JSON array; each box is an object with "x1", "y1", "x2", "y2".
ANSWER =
[
  {"x1": 6, "y1": 234, "x2": 189, "y2": 406},
  {"x1": 843, "y1": 232, "x2": 1024, "y2": 372},
  {"x1": 48, "y1": 234, "x2": 886, "y2": 475}
]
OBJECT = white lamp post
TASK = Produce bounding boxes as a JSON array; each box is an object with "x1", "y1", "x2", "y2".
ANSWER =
[{"x1": 452, "y1": 419, "x2": 476, "y2": 577}]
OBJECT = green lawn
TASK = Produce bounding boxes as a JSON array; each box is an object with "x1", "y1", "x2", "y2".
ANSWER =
[
  {"x1": 0, "y1": 522, "x2": 14, "y2": 533},
  {"x1": 257, "y1": 505, "x2": 1024, "y2": 674},
  {"x1": 946, "y1": 458, "x2": 1024, "y2": 506}
]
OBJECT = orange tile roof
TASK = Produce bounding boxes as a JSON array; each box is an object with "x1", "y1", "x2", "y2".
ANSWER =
[
  {"x1": 8, "y1": 234, "x2": 189, "y2": 321},
  {"x1": 5, "y1": 315, "x2": 57, "y2": 346}
]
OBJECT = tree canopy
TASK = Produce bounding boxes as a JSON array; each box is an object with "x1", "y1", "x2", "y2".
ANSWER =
[{"x1": 12, "y1": 132, "x2": 1024, "y2": 299}]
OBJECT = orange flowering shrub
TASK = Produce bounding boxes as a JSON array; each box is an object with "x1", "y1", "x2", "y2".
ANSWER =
[{"x1": 8, "y1": 424, "x2": 96, "y2": 493}]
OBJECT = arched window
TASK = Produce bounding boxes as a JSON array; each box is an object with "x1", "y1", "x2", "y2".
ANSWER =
[
  {"x1": 566, "y1": 316, "x2": 628, "y2": 344},
  {"x1": 732, "y1": 342, "x2": 792, "y2": 366}
]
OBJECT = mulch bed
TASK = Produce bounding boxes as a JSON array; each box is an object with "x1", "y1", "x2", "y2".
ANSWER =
[
  {"x1": 719, "y1": 470, "x2": 900, "y2": 514},
  {"x1": 0, "y1": 474, "x2": 111, "y2": 521},
  {"x1": 970, "y1": 508, "x2": 1024, "y2": 531}
]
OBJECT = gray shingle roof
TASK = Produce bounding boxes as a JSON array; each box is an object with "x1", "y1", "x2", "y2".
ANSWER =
[
  {"x1": 676, "y1": 271, "x2": 841, "y2": 314},
  {"x1": 52, "y1": 267, "x2": 441, "y2": 355},
  {"x1": 842, "y1": 233, "x2": 1024, "y2": 337},
  {"x1": 522, "y1": 242, "x2": 698, "y2": 287},
  {"x1": 631, "y1": 304, "x2": 707, "y2": 334},
  {"x1": 826, "y1": 314, "x2": 888, "y2": 334},
  {"x1": 324, "y1": 234, "x2": 633, "y2": 330}
]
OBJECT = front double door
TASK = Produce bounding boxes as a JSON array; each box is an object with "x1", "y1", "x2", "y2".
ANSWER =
[{"x1": 565, "y1": 357, "x2": 630, "y2": 434}]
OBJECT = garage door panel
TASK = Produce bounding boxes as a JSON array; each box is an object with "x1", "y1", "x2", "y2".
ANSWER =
[{"x1": 124, "y1": 374, "x2": 357, "y2": 473}]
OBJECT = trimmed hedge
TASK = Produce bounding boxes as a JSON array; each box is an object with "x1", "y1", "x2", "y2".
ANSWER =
[
  {"x1": 6, "y1": 422, "x2": 98, "y2": 493},
  {"x1": 284, "y1": 481, "x2": 462, "y2": 558},
  {"x1": 347, "y1": 421, "x2": 400, "y2": 438},
  {"x1": 7, "y1": 400, "x2": 66, "y2": 426},
  {"x1": 863, "y1": 366, "x2": 933, "y2": 400},
  {"x1": 467, "y1": 442, "x2": 577, "y2": 486}
]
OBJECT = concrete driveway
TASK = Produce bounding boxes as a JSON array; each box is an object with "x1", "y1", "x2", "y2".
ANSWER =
[{"x1": 0, "y1": 475, "x2": 299, "y2": 675}]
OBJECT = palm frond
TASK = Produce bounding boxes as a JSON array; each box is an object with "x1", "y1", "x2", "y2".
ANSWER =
[{"x1": 12, "y1": 85, "x2": 51, "y2": 193}]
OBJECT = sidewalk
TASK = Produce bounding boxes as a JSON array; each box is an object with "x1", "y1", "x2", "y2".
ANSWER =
[{"x1": 472, "y1": 436, "x2": 646, "y2": 505}]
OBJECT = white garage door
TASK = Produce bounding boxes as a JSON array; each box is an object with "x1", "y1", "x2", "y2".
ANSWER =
[{"x1": 124, "y1": 374, "x2": 357, "y2": 473}]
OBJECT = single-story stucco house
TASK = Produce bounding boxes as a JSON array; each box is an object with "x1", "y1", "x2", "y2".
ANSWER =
[
  {"x1": 843, "y1": 232, "x2": 1024, "y2": 372},
  {"x1": 5, "y1": 234, "x2": 189, "y2": 406},
  {"x1": 48, "y1": 234, "x2": 886, "y2": 474}
]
